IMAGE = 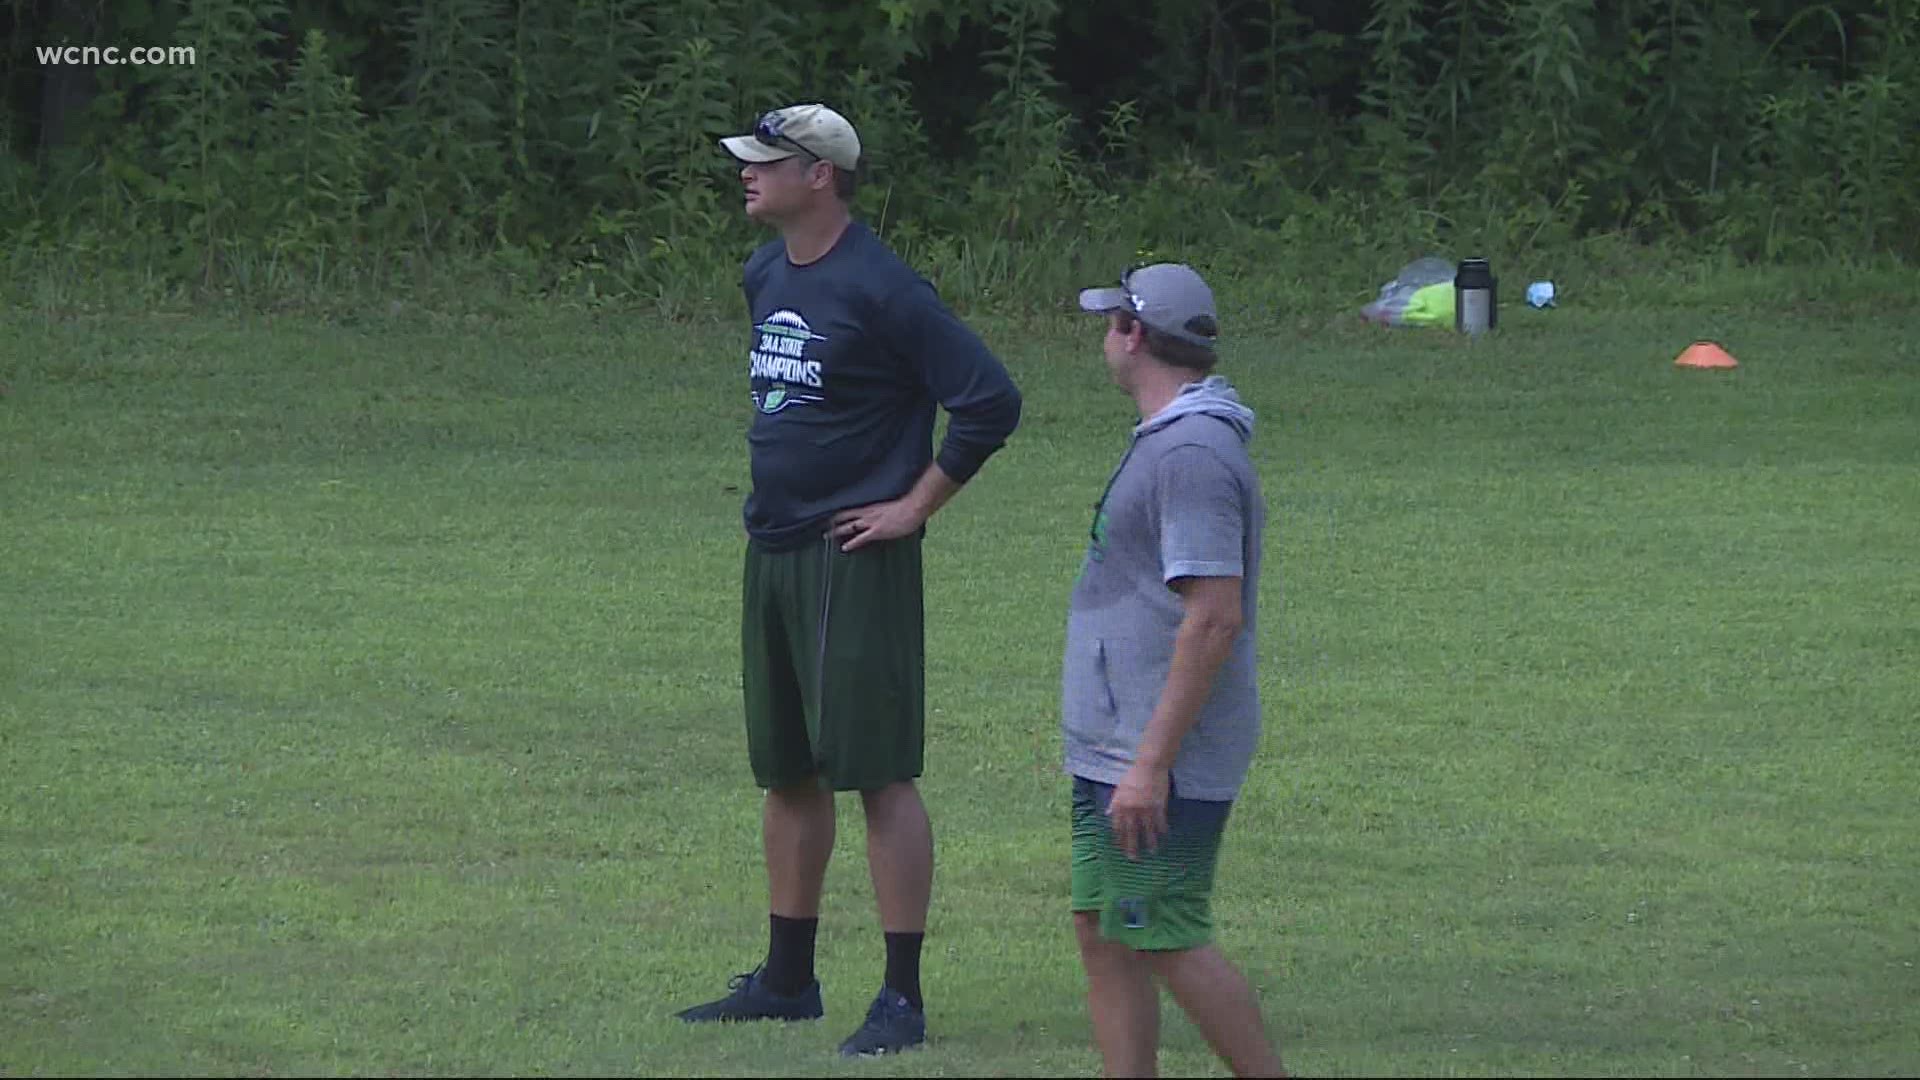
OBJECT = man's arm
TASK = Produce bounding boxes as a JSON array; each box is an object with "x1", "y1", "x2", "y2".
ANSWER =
[
  {"x1": 897, "y1": 282, "x2": 1022, "y2": 484},
  {"x1": 1105, "y1": 441, "x2": 1251, "y2": 858},
  {"x1": 832, "y1": 461, "x2": 960, "y2": 551},
  {"x1": 832, "y1": 278, "x2": 1021, "y2": 551},
  {"x1": 1106, "y1": 575, "x2": 1243, "y2": 859}
]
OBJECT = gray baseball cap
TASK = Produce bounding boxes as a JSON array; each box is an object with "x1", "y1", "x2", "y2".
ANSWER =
[{"x1": 1078, "y1": 263, "x2": 1219, "y2": 348}]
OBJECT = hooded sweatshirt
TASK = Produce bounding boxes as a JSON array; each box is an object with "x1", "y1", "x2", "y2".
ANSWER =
[{"x1": 1061, "y1": 375, "x2": 1268, "y2": 802}]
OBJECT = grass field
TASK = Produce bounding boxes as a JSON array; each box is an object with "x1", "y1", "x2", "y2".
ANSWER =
[{"x1": 4, "y1": 268, "x2": 1918, "y2": 1077}]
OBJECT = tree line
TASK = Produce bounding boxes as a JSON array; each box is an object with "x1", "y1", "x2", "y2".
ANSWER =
[{"x1": 2, "y1": 0, "x2": 1912, "y2": 306}]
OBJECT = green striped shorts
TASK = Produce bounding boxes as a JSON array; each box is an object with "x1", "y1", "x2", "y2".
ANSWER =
[{"x1": 1070, "y1": 775, "x2": 1233, "y2": 952}]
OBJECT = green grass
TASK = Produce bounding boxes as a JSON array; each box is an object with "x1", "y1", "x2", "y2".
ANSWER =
[{"x1": 3, "y1": 270, "x2": 1918, "y2": 1077}]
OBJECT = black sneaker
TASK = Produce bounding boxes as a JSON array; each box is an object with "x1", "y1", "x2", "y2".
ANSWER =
[
  {"x1": 837, "y1": 986, "x2": 926, "y2": 1057},
  {"x1": 675, "y1": 967, "x2": 823, "y2": 1023}
]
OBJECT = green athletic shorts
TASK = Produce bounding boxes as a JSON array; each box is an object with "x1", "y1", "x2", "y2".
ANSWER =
[
  {"x1": 1070, "y1": 775, "x2": 1234, "y2": 952},
  {"x1": 741, "y1": 532, "x2": 925, "y2": 792}
]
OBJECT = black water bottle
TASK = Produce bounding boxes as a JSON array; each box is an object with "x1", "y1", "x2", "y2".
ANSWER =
[{"x1": 1455, "y1": 257, "x2": 1498, "y2": 335}]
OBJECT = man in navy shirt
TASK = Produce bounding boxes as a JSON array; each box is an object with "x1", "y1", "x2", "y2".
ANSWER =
[{"x1": 675, "y1": 103, "x2": 1023, "y2": 1058}]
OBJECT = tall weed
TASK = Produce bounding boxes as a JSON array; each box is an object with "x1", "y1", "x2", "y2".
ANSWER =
[{"x1": 3, "y1": 0, "x2": 1915, "y2": 314}]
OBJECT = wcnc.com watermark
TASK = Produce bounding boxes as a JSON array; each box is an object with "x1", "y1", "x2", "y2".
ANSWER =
[{"x1": 37, "y1": 44, "x2": 197, "y2": 66}]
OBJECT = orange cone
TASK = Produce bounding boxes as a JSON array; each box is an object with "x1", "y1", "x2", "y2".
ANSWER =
[{"x1": 1675, "y1": 341, "x2": 1738, "y2": 369}]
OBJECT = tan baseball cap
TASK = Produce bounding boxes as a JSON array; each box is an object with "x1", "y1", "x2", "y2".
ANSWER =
[{"x1": 720, "y1": 104, "x2": 861, "y2": 172}]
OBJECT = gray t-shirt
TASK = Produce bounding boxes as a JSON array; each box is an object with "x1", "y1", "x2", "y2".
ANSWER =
[{"x1": 1060, "y1": 377, "x2": 1266, "y2": 802}]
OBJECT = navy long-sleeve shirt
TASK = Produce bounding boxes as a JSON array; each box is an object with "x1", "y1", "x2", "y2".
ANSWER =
[{"x1": 740, "y1": 221, "x2": 1023, "y2": 551}]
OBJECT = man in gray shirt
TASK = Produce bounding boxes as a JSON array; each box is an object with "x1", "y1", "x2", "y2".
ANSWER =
[{"x1": 1063, "y1": 263, "x2": 1287, "y2": 1078}]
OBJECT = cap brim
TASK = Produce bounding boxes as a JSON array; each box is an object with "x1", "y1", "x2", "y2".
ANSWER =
[
  {"x1": 720, "y1": 135, "x2": 797, "y2": 164},
  {"x1": 1079, "y1": 287, "x2": 1128, "y2": 313}
]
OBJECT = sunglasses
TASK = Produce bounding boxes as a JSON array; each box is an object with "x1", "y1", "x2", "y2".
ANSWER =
[{"x1": 753, "y1": 111, "x2": 821, "y2": 163}]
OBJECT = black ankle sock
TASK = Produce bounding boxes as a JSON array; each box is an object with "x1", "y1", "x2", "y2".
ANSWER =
[
  {"x1": 764, "y1": 914, "x2": 818, "y2": 996},
  {"x1": 884, "y1": 931, "x2": 924, "y2": 1010}
]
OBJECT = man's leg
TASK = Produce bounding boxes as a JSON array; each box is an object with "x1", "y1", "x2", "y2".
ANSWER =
[
  {"x1": 824, "y1": 536, "x2": 931, "y2": 1055},
  {"x1": 676, "y1": 542, "x2": 829, "y2": 1023},
  {"x1": 1075, "y1": 777, "x2": 1279, "y2": 1075},
  {"x1": 861, "y1": 780, "x2": 932, "y2": 1005},
  {"x1": 763, "y1": 780, "x2": 835, "y2": 993},
  {"x1": 754, "y1": 538, "x2": 838, "y2": 995},
  {"x1": 1071, "y1": 778, "x2": 1160, "y2": 1075},
  {"x1": 1149, "y1": 945, "x2": 1286, "y2": 1078},
  {"x1": 1075, "y1": 911, "x2": 1160, "y2": 1078},
  {"x1": 766, "y1": 781, "x2": 836, "y2": 916}
]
